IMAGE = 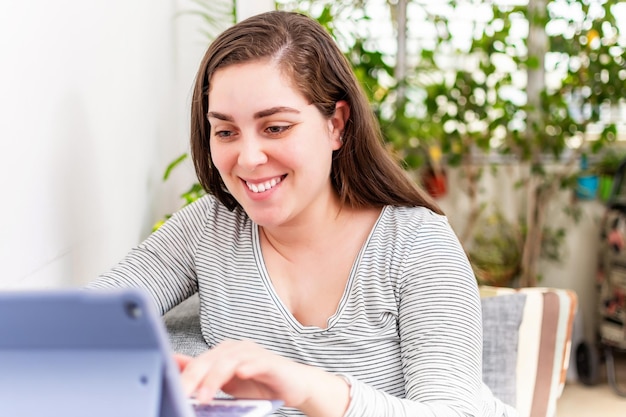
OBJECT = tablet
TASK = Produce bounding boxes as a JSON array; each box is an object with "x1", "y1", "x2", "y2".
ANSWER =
[{"x1": 0, "y1": 288, "x2": 282, "y2": 417}]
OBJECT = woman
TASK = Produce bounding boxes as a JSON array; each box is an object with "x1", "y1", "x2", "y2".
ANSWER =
[{"x1": 90, "y1": 10, "x2": 517, "y2": 417}]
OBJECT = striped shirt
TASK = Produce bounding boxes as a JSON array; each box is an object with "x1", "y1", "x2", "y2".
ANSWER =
[{"x1": 90, "y1": 195, "x2": 517, "y2": 417}]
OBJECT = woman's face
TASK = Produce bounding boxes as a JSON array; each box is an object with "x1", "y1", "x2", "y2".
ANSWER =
[{"x1": 207, "y1": 60, "x2": 348, "y2": 228}]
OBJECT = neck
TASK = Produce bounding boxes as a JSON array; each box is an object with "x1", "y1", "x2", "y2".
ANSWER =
[{"x1": 260, "y1": 202, "x2": 349, "y2": 256}]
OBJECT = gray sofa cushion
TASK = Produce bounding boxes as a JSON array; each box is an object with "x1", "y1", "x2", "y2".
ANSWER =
[
  {"x1": 163, "y1": 294, "x2": 208, "y2": 357},
  {"x1": 481, "y1": 293, "x2": 527, "y2": 407}
]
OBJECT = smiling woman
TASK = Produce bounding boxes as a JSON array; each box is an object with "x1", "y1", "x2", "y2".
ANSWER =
[{"x1": 88, "y1": 10, "x2": 518, "y2": 417}]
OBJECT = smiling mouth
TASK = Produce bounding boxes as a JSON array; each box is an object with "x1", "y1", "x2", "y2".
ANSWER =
[{"x1": 245, "y1": 175, "x2": 285, "y2": 193}]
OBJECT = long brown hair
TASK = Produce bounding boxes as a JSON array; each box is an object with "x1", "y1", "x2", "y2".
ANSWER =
[{"x1": 190, "y1": 11, "x2": 442, "y2": 215}]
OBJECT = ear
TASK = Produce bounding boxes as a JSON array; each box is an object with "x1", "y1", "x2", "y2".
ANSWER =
[{"x1": 328, "y1": 100, "x2": 350, "y2": 150}]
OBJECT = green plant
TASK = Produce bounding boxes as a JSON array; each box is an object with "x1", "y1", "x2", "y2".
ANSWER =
[
  {"x1": 514, "y1": 0, "x2": 624, "y2": 286},
  {"x1": 594, "y1": 147, "x2": 626, "y2": 176},
  {"x1": 304, "y1": 0, "x2": 626, "y2": 286},
  {"x1": 399, "y1": 0, "x2": 625, "y2": 286},
  {"x1": 153, "y1": 154, "x2": 207, "y2": 231}
]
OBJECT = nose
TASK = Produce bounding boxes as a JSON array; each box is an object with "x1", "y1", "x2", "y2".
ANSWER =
[{"x1": 237, "y1": 134, "x2": 268, "y2": 171}]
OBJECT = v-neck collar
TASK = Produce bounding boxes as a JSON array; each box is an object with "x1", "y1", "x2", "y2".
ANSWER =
[{"x1": 251, "y1": 206, "x2": 387, "y2": 334}]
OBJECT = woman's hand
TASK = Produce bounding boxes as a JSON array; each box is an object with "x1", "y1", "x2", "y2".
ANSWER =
[{"x1": 173, "y1": 339, "x2": 350, "y2": 417}]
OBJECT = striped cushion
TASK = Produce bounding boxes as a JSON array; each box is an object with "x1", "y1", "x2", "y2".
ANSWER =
[{"x1": 479, "y1": 286, "x2": 578, "y2": 417}]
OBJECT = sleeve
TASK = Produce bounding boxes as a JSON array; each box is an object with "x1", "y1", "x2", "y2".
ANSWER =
[
  {"x1": 87, "y1": 196, "x2": 214, "y2": 315},
  {"x1": 341, "y1": 215, "x2": 494, "y2": 417}
]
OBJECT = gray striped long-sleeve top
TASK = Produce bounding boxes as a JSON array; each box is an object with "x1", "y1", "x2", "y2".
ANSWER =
[{"x1": 90, "y1": 195, "x2": 517, "y2": 417}]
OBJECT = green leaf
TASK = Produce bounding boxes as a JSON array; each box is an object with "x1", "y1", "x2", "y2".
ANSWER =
[{"x1": 163, "y1": 153, "x2": 188, "y2": 181}]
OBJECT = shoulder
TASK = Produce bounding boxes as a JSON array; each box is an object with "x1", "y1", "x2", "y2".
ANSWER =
[
  {"x1": 376, "y1": 205, "x2": 470, "y2": 277},
  {"x1": 166, "y1": 194, "x2": 251, "y2": 233},
  {"x1": 379, "y1": 205, "x2": 454, "y2": 239},
  {"x1": 171, "y1": 194, "x2": 220, "y2": 217}
]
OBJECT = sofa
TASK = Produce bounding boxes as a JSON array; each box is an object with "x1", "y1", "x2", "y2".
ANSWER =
[
  {"x1": 164, "y1": 286, "x2": 577, "y2": 417},
  {"x1": 478, "y1": 286, "x2": 577, "y2": 417}
]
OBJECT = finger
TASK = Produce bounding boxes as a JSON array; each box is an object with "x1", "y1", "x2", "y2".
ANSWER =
[
  {"x1": 181, "y1": 340, "x2": 267, "y2": 402},
  {"x1": 194, "y1": 354, "x2": 241, "y2": 402},
  {"x1": 191, "y1": 341, "x2": 260, "y2": 401},
  {"x1": 173, "y1": 354, "x2": 193, "y2": 372},
  {"x1": 179, "y1": 351, "x2": 218, "y2": 398}
]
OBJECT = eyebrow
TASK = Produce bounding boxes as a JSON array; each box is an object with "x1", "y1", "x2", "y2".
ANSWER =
[
  {"x1": 254, "y1": 106, "x2": 301, "y2": 119},
  {"x1": 206, "y1": 106, "x2": 301, "y2": 122},
  {"x1": 206, "y1": 111, "x2": 234, "y2": 122}
]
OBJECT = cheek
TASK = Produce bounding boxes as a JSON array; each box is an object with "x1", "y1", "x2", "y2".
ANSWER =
[{"x1": 209, "y1": 142, "x2": 234, "y2": 175}]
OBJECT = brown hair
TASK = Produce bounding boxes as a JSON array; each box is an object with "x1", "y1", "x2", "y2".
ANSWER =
[{"x1": 190, "y1": 11, "x2": 442, "y2": 214}]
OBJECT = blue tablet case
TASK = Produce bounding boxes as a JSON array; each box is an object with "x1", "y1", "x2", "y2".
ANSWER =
[{"x1": 0, "y1": 288, "x2": 197, "y2": 417}]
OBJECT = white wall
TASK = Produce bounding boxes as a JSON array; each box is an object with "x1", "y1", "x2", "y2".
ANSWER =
[
  {"x1": 0, "y1": 0, "x2": 192, "y2": 289},
  {"x1": 0, "y1": 0, "x2": 276, "y2": 290},
  {"x1": 238, "y1": 0, "x2": 274, "y2": 20}
]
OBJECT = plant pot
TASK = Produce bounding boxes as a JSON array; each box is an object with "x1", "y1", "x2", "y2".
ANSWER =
[
  {"x1": 421, "y1": 168, "x2": 447, "y2": 198},
  {"x1": 575, "y1": 174, "x2": 599, "y2": 201},
  {"x1": 598, "y1": 175, "x2": 614, "y2": 202}
]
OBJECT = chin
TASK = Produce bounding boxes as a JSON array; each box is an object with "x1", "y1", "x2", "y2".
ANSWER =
[
  {"x1": 246, "y1": 209, "x2": 288, "y2": 228},
  {"x1": 249, "y1": 216, "x2": 281, "y2": 228}
]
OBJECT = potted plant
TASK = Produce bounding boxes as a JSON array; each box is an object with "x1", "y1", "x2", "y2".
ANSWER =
[
  {"x1": 420, "y1": 145, "x2": 448, "y2": 199},
  {"x1": 468, "y1": 211, "x2": 523, "y2": 287}
]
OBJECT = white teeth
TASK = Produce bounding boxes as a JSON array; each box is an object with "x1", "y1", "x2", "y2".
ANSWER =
[{"x1": 246, "y1": 176, "x2": 282, "y2": 193}]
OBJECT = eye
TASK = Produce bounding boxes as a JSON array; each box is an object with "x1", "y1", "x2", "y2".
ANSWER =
[
  {"x1": 214, "y1": 129, "x2": 235, "y2": 140},
  {"x1": 265, "y1": 125, "x2": 293, "y2": 136}
]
